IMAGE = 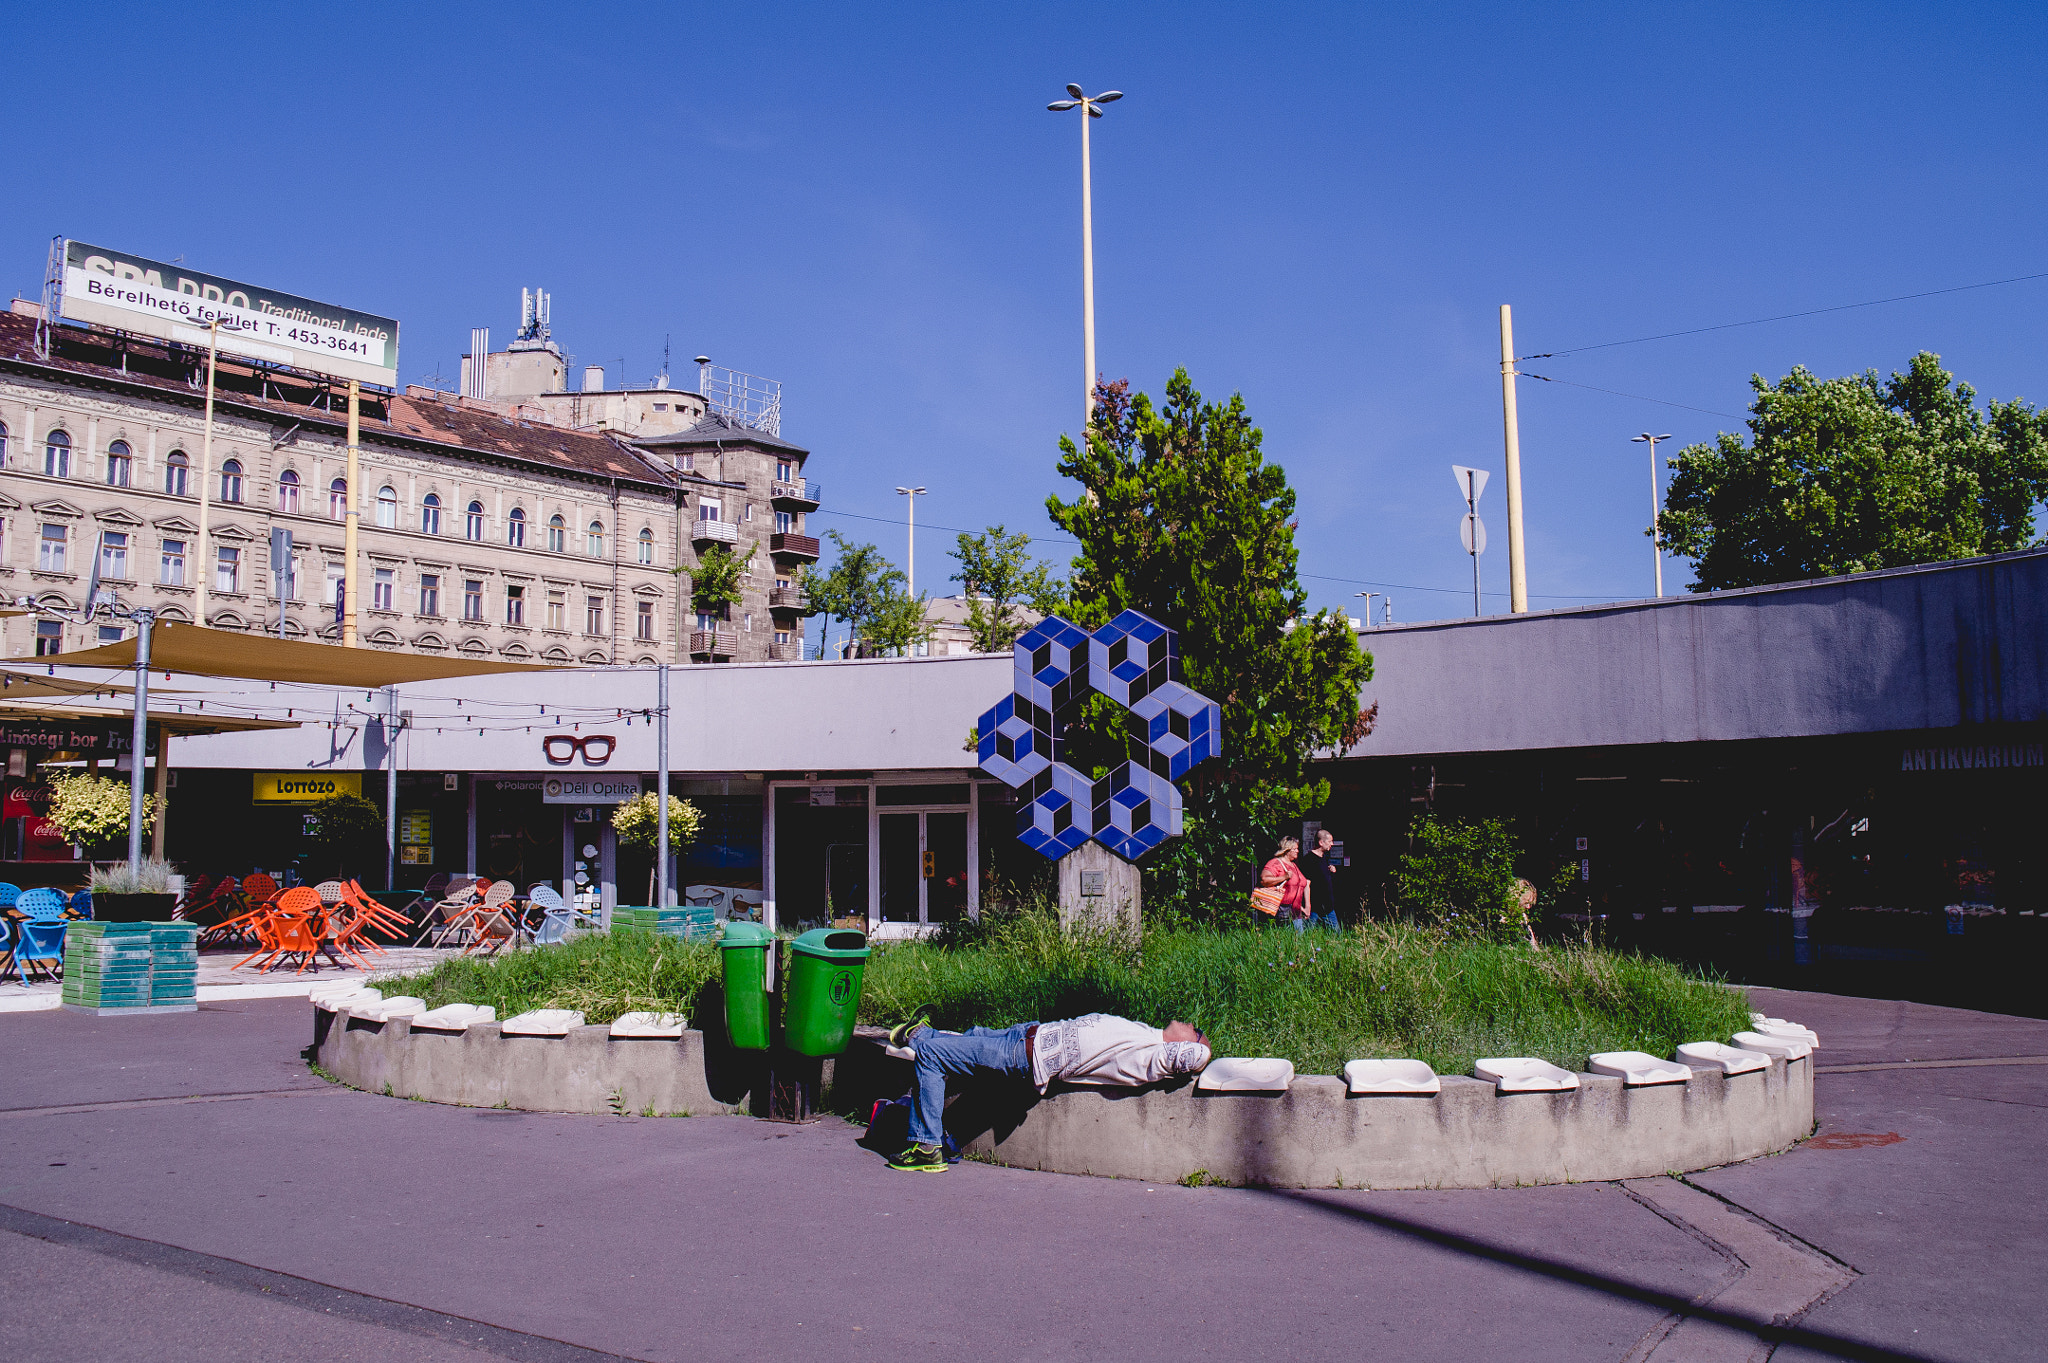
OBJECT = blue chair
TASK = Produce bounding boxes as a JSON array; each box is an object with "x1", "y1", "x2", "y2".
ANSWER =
[
  {"x1": 0, "y1": 883, "x2": 21, "y2": 911},
  {"x1": 14, "y1": 888, "x2": 70, "y2": 982},
  {"x1": 0, "y1": 916, "x2": 18, "y2": 987},
  {"x1": 526, "y1": 884, "x2": 574, "y2": 945},
  {"x1": 70, "y1": 889, "x2": 93, "y2": 920}
]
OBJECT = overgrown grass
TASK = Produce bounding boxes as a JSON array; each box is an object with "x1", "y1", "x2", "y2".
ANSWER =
[{"x1": 384, "y1": 913, "x2": 1751, "y2": 1078}]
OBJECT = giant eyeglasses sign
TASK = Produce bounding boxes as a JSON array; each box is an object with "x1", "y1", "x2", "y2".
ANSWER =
[
  {"x1": 976, "y1": 609, "x2": 1221, "y2": 861},
  {"x1": 543, "y1": 734, "x2": 615, "y2": 765}
]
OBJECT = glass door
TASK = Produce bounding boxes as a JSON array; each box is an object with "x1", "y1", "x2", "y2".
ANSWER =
[
  {"x1": 880, "y1": 812, "x2": 922, "y2": 922},
  {"x1": 879, "y1": 808, "x2": 973, "y2": 924}
]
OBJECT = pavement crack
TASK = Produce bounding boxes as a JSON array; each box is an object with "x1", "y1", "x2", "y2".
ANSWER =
[{"x1": 0, "y1": 1089, "x2": 349, "y2": 1119}]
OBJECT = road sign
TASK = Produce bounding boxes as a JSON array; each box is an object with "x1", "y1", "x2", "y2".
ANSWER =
[
  {"x1": 1460, "y1": 513, "x2": 1487, "y2": 555},
  {"x1": 1451, "y1": 465, "x2": 1490, "y2": 504}
]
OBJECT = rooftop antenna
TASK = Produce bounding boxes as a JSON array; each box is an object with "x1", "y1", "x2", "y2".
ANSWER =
[{"x1": 662, "y1": 335, "x2": 671, "y2": 381}]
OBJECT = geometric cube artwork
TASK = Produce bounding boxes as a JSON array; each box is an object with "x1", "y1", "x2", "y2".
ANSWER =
[{"x1": 978, "y1": 608, "x2": 1222, "y2": 864}]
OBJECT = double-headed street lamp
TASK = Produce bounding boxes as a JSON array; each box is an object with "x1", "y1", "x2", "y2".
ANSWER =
[
  {"x1": 1631, "y1": 432, "x2": 1674, "y2": 598},
  {"x1": 1047, "y1": 83, "x2": 1122, "y2": 432},
  {"x1": 896, "y1": 486, "x2": 928, "y2": 594}
]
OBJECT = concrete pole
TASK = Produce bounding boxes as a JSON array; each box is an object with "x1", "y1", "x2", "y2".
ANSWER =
[
  {"x1": 1466, "y1": 471, "x2": 1481, "y2": 618},
  {"x1": 194, "y1": 322, "x2": 221, "y2": 626},
  {"x1": 1649, "y1": 436, "x2": 1665, "y2": 599},
  {"x1": 906, "y1": 494, "x2": 916, "y2": 597},
  {"x1": 126, "y1": 610, "x2": 152, "y2": 872},
  {"x1": 1498, "y1": 306, "x2": 1528, "y2": 614},
  {"x1": 150, "y1": 721, "x2": 169, "y2": 861},
  {"x1": 384, "y1": 686, "x2": 399, "y2": 890},
  {"x1": 656, "y1": 663, "x2": 670, "y2": 908},
  {"x1": 343, "y1": 380, "x2": 361, "y2": 646},
  {"x1": 1081, "y1": 106, "x2": 1096, "y2": 431}
]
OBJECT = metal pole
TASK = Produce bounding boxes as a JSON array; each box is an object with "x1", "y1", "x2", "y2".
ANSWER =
[
  {"x1": 150, "y1": 718, "x2": 169, "y2": 860},
  {"x1": 385, "y1": 686, "x2": 399, "y2": 890},
  {"x1": 1467, "y1": 472, "x2": 1481, "y2": 618},
  {"x1": 343, "y1": 380, "x2": 361, "y2": 646},
  {"x1": 906, "y1": 494, "x2": 915, "y2": 597},
  {"x1": 655, "y1": 663, "x2": 670, "y2": 908},
  {"x1": 194, "y1": 322, "x2": 221, "y2": 626},
  {"x1": 1081, "y1": 105, "x2": 1096, "y2": 430},
  {"x1": 1649, "y1": 435, "x2": 1665, "y2": 599},
  {"x1": 1498, "y1": 305, "x2": 1528, "y2": 614},
  {"x1": 126, "y1": 610, "x2": 153, "y2": 873}
]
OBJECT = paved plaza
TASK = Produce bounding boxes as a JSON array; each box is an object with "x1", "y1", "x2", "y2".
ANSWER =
[{"x1": 0, "y1": 986, "x2": 2040, "y2": 1362}]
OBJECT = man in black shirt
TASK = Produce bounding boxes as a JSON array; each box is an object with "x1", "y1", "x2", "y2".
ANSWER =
[{"x1": 1303, "y1": 828, "x2": 1340, "y2": 929}]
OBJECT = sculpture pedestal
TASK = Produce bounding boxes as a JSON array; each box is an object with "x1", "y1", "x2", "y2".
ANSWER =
[{"x1": 1058, "y1": 842, "x2": 1140, "y2": 936}]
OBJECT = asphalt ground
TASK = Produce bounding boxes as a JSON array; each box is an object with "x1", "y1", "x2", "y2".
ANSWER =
[{"x1": 0, "y1": 987, "x2": 2039, "y2": 1362}]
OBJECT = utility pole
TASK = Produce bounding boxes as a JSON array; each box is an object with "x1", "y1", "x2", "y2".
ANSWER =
[
  {"x1": 194, "y1": 317, "x2": 224, "y2": 626},
  {"x1": 343, "y1": 379, "x2": 361, "y2": 646},
  {"x1": 656, "y1": 663, "x2": 670, "y2": 908},
  {"x1": 1632, "y1": 432, "x2": 1675, "y2": 598},
  {"x1": 1499, "y1": 305, "x2": 1529, "y2": 613},
  {"x1": 896, "y1": 486, "x2": 927, "y2": 595},
  {"x1": 1354, "y1": 591, "x2": 1379, "y2": 630},
  {"x1": 1047, "y1": 85, "x2": 1123, "y2": 431}
]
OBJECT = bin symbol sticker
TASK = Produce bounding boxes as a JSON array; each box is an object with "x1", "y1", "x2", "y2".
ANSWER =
[{"x1": 830, "y1": 970, "x2": 853, "y2": 1005}]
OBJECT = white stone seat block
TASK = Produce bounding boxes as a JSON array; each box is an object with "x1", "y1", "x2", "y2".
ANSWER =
[
  {"x1": 1343, "y1": 1058, "x2": 1440, "y2": 1095},
  {"x1": 1588, "y1": 1051, "x2": 1693, "y2": 1086},
  {"x1": 1676, "y1": 1041, "x2": 1769, "y2": 1075},
  {"x1": 1474, "y1": 1057, "x2": 1579, "y2": 1092},
  {"x1": 1196, "y1": 1058, "x2": 1295, "y2": 1092},
  {"x1": 501, "y1": 1008, "x2": 586, "y2": 1036},
  {"x1": 1753, "y1": 1021, "x2": 1820, "y2": 1048},
  {"x1": 315, "y1": 989, "x2": 382, "y2": 1013},
  {"x1": 413, "y1": 1004, "x2": 496, "y2": 1031},
  {"x1": 1731, "y1": 1030, "x2": 1811, "y2": 1060},
  {"x1": 359, "y1": 996, "x2": 425, "y2": 1021},
  {"x1": 609, "y1": 1011, "x2": 685, "y2": 1038}
]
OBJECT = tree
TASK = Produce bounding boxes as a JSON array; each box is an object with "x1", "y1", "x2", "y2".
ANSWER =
[
  {"x1": 808, "y1": 531, "x2": 906, "y2": 658},
  {"x1": 950, "y1": 524, "x2": 1065, "y2": 653},
  {"x1": 685, "y1": 542, "x2": 752, "y2": 619},
  {"x1": 1661, "y1": 352, "x2": 2048, "y2": 591},
  {"x1": 612, "y1": 791, "x2": 704, "y2": 905},
  {"x1": 307, "y1": 792, "x2": 384, "y2": 879},
  {"x1": 43, "y1": 771, "x2": 161, "y2": 849},
  {"x1": 1047, "y1": 372, "x2": 1374, "y2": 920},
  {"x1": 860, "y1": 586, "x2": 934, "y2": 657}
]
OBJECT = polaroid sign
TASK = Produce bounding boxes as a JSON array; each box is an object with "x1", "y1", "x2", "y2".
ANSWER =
[{"x1": 59, "y1": 240, "x2": 399, "y2": 387}]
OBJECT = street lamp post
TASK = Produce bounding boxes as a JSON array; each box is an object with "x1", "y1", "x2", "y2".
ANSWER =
[
  {"x1": 192, "y1": 315, "x2": 227, "y2": 627},
  {"x1": 895, "y1": 486, "x2": 927, "y2": 594},
  {"x1": 1047, "y1": 84, "x2": 1122, "y2": 432},
  {"x1": 1354, "y1": 591, "x2": 1379, "y2": 630},
  {"x1": 1631, "y1": 432, "x2": 1675, "y2": 598}
]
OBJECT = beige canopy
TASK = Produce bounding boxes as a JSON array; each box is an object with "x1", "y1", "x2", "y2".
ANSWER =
[{"x1": 7, "y1": 622, "x2": 549, "y2": 687}]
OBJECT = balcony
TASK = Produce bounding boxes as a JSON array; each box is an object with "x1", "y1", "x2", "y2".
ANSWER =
[
  {"x1": 768, "y1": 641, "x2": 803, "y2": 661},
  {"x1": 770, "y1": 478, "x2": 821, "y2": 510},
  {"x1": 689, "y1": 628, "x2": 738, "y2": 659},
  {"x1": 769, "y1": 532, "x2": 819, "y2": 562},
  {"x1": 768, "y1": 585, "x2": 808, "y2": 612},
  {"x1": 691, "y1": 518, "x2": 739, "y2": 546}
]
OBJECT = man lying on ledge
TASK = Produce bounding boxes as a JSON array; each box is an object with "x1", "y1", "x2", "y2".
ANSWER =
[{"x1": 882, "y1": 1012, "x2": 1212, "y2": 1172}]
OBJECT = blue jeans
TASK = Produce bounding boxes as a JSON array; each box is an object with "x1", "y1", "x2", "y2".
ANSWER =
[
  {"x1": 1305, "y1": 909, "x2": 1339, "y2": 930},
  {"x1": 908, "y1": 1022, "x2": 1036, "y2": 1148}
]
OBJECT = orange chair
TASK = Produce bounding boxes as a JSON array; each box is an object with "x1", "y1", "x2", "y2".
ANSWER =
[{"x1": 232, "y1": 886, "x2": 327, "y2": 973}]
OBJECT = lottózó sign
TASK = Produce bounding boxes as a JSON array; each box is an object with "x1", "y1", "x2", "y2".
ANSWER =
[
  {"x1": 252, "y1": 772, "x2": 363, "y2": 804},
  {"x1": 542, "y1": 775, "x2": 643, "y2": 805}
]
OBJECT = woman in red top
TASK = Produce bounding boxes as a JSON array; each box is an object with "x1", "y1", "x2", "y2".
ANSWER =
[{"x1": 1258, "y1": 837, "x2": 1310, "y2": 932}]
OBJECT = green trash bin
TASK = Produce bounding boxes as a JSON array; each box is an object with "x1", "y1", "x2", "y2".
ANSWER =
[
  {"x1": 720, "y1": 921, "x2": 774, "y2": 1051},
  {"x1": 783, "y1": 928, "x2": 871, "y2": 1057}
]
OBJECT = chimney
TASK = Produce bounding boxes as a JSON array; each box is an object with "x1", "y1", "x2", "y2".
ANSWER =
[
  {"x1": 583, "y1": 365, "x2": 606, "y2": 393},
  {"x1": 462, "y1": 327, "x2": 489, "y2": 398}
]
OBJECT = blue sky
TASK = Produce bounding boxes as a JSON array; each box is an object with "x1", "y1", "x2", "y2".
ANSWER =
[{"x1": 5, "y1": 3, "x2": 2044, "y2": 620}]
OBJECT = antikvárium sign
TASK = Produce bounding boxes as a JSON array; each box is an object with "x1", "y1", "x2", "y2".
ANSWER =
[{"x1": 60, "y1": 239, "x2": 400, "y2": 387}]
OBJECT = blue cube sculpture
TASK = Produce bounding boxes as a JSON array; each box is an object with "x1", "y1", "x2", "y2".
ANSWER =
[
  {"x1": 1089, "y1": 761, "x2": 1184, "y2": 861},
  {"x1": 1014, "y1": 618, "x2": 1092, "y2": 713},
  {"x1": 1128, "y1": 680, "x2": 1224, "y2": 782},
  {"x1": 1088, "y1": 609, "x2": 1180, "y2": 709},
  {"x1": 1017, "y1": 762, "x2": 1095, "y2": 858},
  {"x1": 976, "y1": 692, "x2": 1056, "y2": 786}
]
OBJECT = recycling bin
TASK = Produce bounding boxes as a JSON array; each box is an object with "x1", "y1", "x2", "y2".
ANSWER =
[
  {"x1": 782, "y1": 928, "x2": 870, "y2": 1057},
  {"x1": 719, "y1": 920, "x2": 774, "y2": 1051}
]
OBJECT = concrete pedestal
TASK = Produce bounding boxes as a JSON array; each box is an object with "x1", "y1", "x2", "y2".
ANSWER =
[{"x1": 1058, "y1": 842, "x2": 1140, "y2": 935}]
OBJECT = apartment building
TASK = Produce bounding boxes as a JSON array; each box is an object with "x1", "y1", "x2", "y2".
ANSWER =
[{"x1": 0, "y1": 306, "x2": 815, "y2": 665}]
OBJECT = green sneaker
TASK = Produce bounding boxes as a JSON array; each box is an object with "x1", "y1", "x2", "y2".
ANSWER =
[
  {"x1": 887, "y1": 1007, "x2": 934, "y2": 1049},
  {"x1": 887, "y1": 1142, "x2": 948, "y2": 1173}
]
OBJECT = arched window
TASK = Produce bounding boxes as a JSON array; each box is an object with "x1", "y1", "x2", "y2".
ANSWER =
[
  {"x1": 105, "y1": 440, "x2": 133, "y2": 487},
  {"x1": 547, "y1": 514, "x2": 565, "y2": 553},
  {"x1": 276, "y1": 468, "x2": 300, "y2": 513},
  {"x1": 421, "y1": 493, "x2": 442, "y2": 535},
  {"x1": 219, "y1": 458, "x2": 244, "y2": 503},
  {"x1": 637, "y1": 527, "x2": 655, "y2": 565},
  {"x1": 587, "y1": 520, "x2": 605, "y2": 557},
  {"x1": 0, "y1": 420, "x2": 9, "y2": 466},
  {"x1": 466, "y1": 500, "x2": 485, "y2": 541},
  {"x1": 165, "y1": 449, "x2": 189, "y2": 496},
  {"x1": 329, "y1": 477, "x2": 348, "y2": 520},
  {"x1": 44, "y1": 429, "x2": 70, "y2": 478},
  {"x1": 376, "y1": 486, "x2": 398, "y2": 528},
  {"x1": 507, "y1": 507, "x2": 526, "y2": 547}
]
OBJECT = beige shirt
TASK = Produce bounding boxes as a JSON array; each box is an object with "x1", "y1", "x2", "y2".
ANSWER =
[{"x1": 1028, "y1": 1014, "x2": 1212, "y2": 1093}]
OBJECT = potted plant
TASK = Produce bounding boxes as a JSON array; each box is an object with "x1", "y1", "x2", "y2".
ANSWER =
[
  {"x1": 46, "y1": 772, "x2": 171, "y2": 918},
  {"x1": 87, "y1": 858, "x2": 180, "y2": 922}
]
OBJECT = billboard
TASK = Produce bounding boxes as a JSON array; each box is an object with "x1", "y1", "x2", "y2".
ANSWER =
[
  {"x1": 59, "y1": 239, "x2": 399, "y2": 387},
  {"x1": 252, "y1": 771, "x2": 364, "y2": 804}
]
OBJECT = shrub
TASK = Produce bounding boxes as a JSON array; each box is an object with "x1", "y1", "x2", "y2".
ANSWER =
[
  {"x1": 89, "y1": 857, "x2": 178, "y2": 894},
  {"x1": 1395, "y1": 816, "x2": 1533, "y2": 942},
  {"x1": 43, "y1": 771, "x2": 160, "y2": 847},
  {"x1": 307, "y1": 793, "x2": 385, "y2": 878},
  {"x1": 611, "y1": 793, "x2": 703, "y2": 853}
]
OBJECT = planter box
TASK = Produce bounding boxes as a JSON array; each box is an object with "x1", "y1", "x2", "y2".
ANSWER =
[{"x1": 92, "y1": 893, "x2": 178, "y2": 923}]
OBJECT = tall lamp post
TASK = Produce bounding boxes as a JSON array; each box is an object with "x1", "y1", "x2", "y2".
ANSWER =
[
  {"x1": 895, "y1": 486, "x2": 927, "y2": 594},
  {"x1": 192, "y1": 314, "x2": 228, "y2": 627},
  {"x1": 1046, "y1": 83, "x2": 1122, "y2": 432},
  {"x1": 1631, "y1": 432, "x2": 1674, "y2": 598}
]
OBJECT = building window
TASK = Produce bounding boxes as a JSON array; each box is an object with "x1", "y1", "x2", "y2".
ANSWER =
[
  {"x1": 45, "y1": 430, "x2": 71, "y2": 478},
  {"x1": 215, "y1": 545, "x2": 240, "y2": 593},
  {"x1": 679, "y1": 453, "x2": 694, "y2": 471},
  {"x1": 98, "y1": 624, "x2": 124, "y2": 644},
  {"x1": 636, "y1": 600, "x2": 655, "y2": 640},
  {"x1": 587, "y1": 521, "x2": 605, "y2": 557},
  {"x1": 774, "y1": 629, "x2": 792, "y2": 647},
  {"x1": 419, "y1": 573, "x2": 441, "y2": 616},
  {"x1": 547, "y1": 515, "x2": 565, "y2": 553},
  {"x1": 637, "y1": 528, "x2": 654, "y2": 565},
  {"x1": 324, "y1": 562, "x2": 345, "y2": 608},
  {"x1": 775, "y1": 510, "x2": 793, "y2": 534},
  {"x1": 698, "y1": 497, "x2": 721, "y2": 524},
  {"x1": 38, "y1": 523, "x2": 67, "y2": 572},
  {"x1": 466, "y1": 501, "x2": 485, "y2": 541},
  {"x1": 0, "y1": 420, "x2": 8, "y2": 466},
  {"x1": 585, "y1": 595, "x2": 605, "y2": 635},
  {"x1": 743, "y1": 503, "x2": 754, "y2": 523},
  {"x1": 743, "y1": 612, "x2": 754, "y2": 633},
  {"x1": 546, "y1": 590, "x2": 566, "y2": 631},
  {"x1": 276, "y1": 468, "x2": 300, "y2": 513},
  {"x1": 99, "y1": 530, "x2": 128, "y2": 581},
  {"x1": 329, "y1": 477, "x2": 348, "y2": 519},
  {"x1": 219, "y1": 459, "x2": 244, "y2": 504},
  {"x1": 35, "y1": 620, "x2": 62, "y2": 656},
  {"x1": 105, "y1": 440, "x2": 133, "y2": 487},
  {"x1": 653, "y1": 403, "x2": 668, "y2": 412},
  {"x1": 376, "y1": 486, "x2": 397, "y2": 528},
  {"x1": 160, "y1": 539, "x2": 186, "y2": 586},
  {"x1": 421, "y1": 493, "x2": 442, "y2": 535},
  {"x1": 463, "y1": 579, "x2": 484, "y2": 621},
  {"x1": 165, "y1": 450, "x2": 189, "y2": 496},
  {"x1": 372, "y1": 567, "x2": 394, "y2": 611},
  {"x1": 506, "y1": 584, "x2": 525, "y2": 625},
  {"x1": 695, "y1": 610, "x2": 720, "y2": 631},
  {"x1": 776, "y1": 459, "x2": 795, "y2": 482},
  {"x1": 507, "y1": 507, "x2": 526, "y2": 547}
]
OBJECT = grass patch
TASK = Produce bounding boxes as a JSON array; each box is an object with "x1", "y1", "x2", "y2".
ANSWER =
[{"x1": 382, "y1": 912, "x2": 1749, "y2": 1078}]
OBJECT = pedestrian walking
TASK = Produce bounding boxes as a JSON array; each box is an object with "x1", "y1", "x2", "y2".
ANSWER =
[
  {"x1": 1253, "y1": 836, "x2": 1310, "y2": 930},
  {"x1": 1302, "y1": 828, "x2": 1341, "y2": 930}
]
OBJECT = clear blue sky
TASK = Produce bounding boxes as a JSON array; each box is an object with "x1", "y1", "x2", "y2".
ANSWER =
[{"x1": 6, "y1": 3, "x2": 2045, "y2": 620}]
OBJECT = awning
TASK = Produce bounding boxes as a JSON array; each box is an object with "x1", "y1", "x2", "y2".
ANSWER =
[
  {"x1": 0, "y1": 699, "x2": 299, "y2": 736},
  {"x1": 6, "y1": 623, "x2": 551, "y2": 687},
  {"x1": 0, "y1": 668, "x2": 185, "y2": 702}
]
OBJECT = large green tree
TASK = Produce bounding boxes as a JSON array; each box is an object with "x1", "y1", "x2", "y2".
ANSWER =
[
  {"x1": 809, "y1": 531, "x2": 923, "y2": 657},
  {"x1": 1662, "y1": 352, "x2": 2048, "y2": 590},
  {"x1": 1047, "y1": 372, "x2": 1374, "y2": 920},
  {"x1": 950, "y1": 523, "x2": 1065, "y2": 654}
]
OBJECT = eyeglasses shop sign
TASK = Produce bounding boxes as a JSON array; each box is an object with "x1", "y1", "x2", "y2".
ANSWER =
[{"x1": 542, "y1": 776, "x2": 644, "y2": 805}]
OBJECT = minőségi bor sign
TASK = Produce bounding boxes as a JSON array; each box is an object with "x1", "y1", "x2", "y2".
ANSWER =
[{"x1": 61, "y1": 239, "x2": 399, "y2": 387}]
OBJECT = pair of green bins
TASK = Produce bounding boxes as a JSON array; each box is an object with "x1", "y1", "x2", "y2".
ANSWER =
[{"x1": 717, "y1": 924, "x2": 870, "y2": 1057}]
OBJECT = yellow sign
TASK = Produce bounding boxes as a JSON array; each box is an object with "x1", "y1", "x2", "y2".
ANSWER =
[
  {"x1": 399, "y1": 810, "x2": 432, "y2": 845},
  {"x1": 253, "y1": 772, "x2": 362, "y2": 804}
]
